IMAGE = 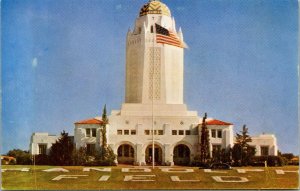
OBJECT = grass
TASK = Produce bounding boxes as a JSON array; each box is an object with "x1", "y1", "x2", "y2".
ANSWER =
[{"x1": 1, "y1": 165, "x2": 299, "y2": 190}]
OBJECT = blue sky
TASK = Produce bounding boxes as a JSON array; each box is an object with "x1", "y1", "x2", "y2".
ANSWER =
[{"x1": 2, "y1": 0, "x2": 298, "y2": 154}]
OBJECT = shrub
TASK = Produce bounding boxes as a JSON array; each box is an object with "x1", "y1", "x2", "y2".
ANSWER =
[
  {"x1": 72, "y1": 147, "x2": 89, "y2": 166},
  {"x1": 7, "y1": 149, "x2": 32, "y2": 165},
  {"x1": 94, "y1": 146, "x2": 117, "y2": 166},
  {"x1": 34, "y1": 154, "x2": 49, "y2": 165},
  {"x1": 1, "y1": 158, "x2": 16, "y2": 165},
  {"x1": 192, "y1": 155, "x2": 211, "y2": 167},
  {"x1": 250, "y1": 156, "x2": 284, "y2": 167}
]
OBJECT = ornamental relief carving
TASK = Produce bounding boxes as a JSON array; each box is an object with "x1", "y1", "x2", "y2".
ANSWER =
[{"x1": 147, "y1": 47, "x2": 161, "y2": 100}]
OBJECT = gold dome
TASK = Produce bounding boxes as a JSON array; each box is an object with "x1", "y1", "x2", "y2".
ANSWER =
[{"x1": 139, "y1": 0, "x2": 171, "y2": 17}]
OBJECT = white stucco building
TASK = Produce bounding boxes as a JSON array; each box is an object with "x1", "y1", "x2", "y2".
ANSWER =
[
  {"x1": 30, "y1": 133, "x2": 60, "y2": 155},
  {"x1": 29, "y1": 0, "x2": 278, "y2": 165},
  {"x1": 249, "y1": 134, "x2": 278, "y2": 156}
]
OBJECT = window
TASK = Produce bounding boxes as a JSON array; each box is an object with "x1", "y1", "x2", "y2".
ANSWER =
[
  {"x1": 86, "y1": 144, "x2": 95, "y2": 155},
  {"x1": 151, "y1": 130, "x2": 157, "y2": 135},
  {"x1": 150, "y1": 25, "x2": 153, "y2": 33},
  {"x1": 185, "y1": 130, "x2": 191, "y2": 135},
  {"x1": 174, "y1": 145, "x2": 190, "y2": 158},
  {"x1": 124, "y1": 145, "x2": 129, "y2": 157},
  {"x1": 131, "y1": 130, "x2": 136, "y2": 135},
  {"x1": 261, "y1": 146, "x2": 269, "y2": 156},
  {"x1": 86, "y1": 129, "x2": 91, "y2": 137},
  {"x1": 124, "y1": 130, "x2": 129, "y2": 135},
  {"x1": 117, "y1": 146, "x2": 122, "y2": 156},
  {"x1": 130, "y1": 147, "x2": 134, "y2": 157},
  {"x1": 172, "y1": 130, "x2": 177, "y2": 135},
  {"x1": 38, "y1": 144, "x2": 47, "y2": 155},
  {"x1": 86, "y1": 128, "x2": 96, "y2": 137},
  {"x1": 92, "y1": 128, "x2": 96, "y2": 137},
  {"x1": 211, "y1": 130, "x2": 216, "y2": 138},
  {"x1": 179, "y1": 130, "x2": 184, "y2": 135},
  {"x1": 212, "y1": 145, "x2": 222, "y2": 158},
  {"x1": 117, "y1": 130, "x2": 122, "y2": 135},
  {"x1": 217, "y1": 130, "x2": 222, "y2": 138},
  {"x1": 118, "y1": 144, "x2": 134, "y2": 158},
  {"x1": 158, "y1": 130, "x2": 163, "y2": 135},
  {"x1": 145, "y1": 130, "x2": 150, "y2": 135}
]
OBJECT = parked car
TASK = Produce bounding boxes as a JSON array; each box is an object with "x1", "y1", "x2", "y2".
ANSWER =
[{"x1": 209, "y1": 163, "x2": 232, "y2": 170}]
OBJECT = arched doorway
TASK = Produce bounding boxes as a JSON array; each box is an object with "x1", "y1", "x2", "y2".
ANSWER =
[
  {"x1": 145, "y1": 144, "x2": 162, "y2": 165},
  {"x1": 117, "y1": 144, "x2": 134, "y2": 164},
  {"x1": 173, "y1": 144, "x2": 191, "y2": 166}
]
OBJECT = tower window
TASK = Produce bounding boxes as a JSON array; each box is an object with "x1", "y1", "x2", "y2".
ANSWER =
[
  {"x1": 172, "y1": 130, "x2": 177, "y2": 135},
  {"x1": 117, "y1": 130, "x2": 122, "y2": 135},
  {"x1": 185, "y1": 130, "x2": 191, "y2": 135},
  {"x1": 145, "y1": 130, "x2": 150, "y2": 135},
  {"x1": 151, "y1": 25, "x2": 153, "y2": 33}
]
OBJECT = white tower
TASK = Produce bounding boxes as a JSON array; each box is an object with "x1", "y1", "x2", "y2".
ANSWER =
[
  {"x1": 121, "y1": 0, "x2": 193, "y2": 117},
  {"x1": 126, "y1": 0, "x2": 183, "y2": 105}
]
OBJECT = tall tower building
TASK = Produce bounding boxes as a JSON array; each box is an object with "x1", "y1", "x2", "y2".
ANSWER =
[
  {"x1": 125, "y1": 0, "x2": 183, "y2": 105},
  {"x1": 120, "y1": 0, "x2": 194, "y2": 117}
]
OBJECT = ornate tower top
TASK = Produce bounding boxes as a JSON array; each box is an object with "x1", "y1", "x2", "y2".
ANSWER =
[{"x1": 139, "y1": 0, "x2": 171, "y2": 17}]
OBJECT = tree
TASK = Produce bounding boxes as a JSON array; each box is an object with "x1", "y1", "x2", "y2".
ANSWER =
[
  {"x1": 200, "y1": 113, "x2": 210, "y2": 163},
  {"x1": 72, "y1": 147, "x2": 88, "y2": 166},
  {"x1": 96, "y1": 104, "x2": 116, "y2": 166},
  {"x1": 49, "y1": 131, "x2": 74, "y2": 166},
  {"x1": 101, "y1": 104, "x2": 108, "y2": 148},
  {"x1": 280, "y1": 153, "x2": 294, "y2": 160},
  {"x1": 232, "y1": 125, "x2": 255, "y2": 166},
  {"x1": 7, "y1": 149, "x2": 31, "y2": 165},
  {"x1": 220, "y1": 148, "x2": 232, "y2": 163}
]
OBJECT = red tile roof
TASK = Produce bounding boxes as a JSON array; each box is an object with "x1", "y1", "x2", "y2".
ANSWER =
[
  {"x1": 74, "y1": 118, "x2": 103, "y2": 125},
  {"x1": 205, "y1": 119, "x2": 233, "y2": 126}
]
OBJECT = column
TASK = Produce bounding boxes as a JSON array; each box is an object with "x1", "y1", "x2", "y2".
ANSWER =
[
  {"x1": 164, "y1": 144, "x2": 174, "y2": 166},
  {"x1": 135, "y1": 144, "x2": 145, "y2": 166},
  {"x1": 209, "y1": 143, "x2": 213, "y2": 158}
]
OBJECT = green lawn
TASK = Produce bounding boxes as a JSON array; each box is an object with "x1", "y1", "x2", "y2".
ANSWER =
[{"x1": 1, "y1": 165, "x2": 299, "y2": 190}]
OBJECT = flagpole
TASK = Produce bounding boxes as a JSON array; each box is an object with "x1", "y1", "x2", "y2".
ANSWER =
[{"x1": 152, "y1": 16, "x2": 155, "y2": 169}]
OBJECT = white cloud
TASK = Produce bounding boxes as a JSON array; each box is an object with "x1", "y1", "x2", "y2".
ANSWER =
[
  {"x1": 116, "y1": 4, "x2": 122, "y2": 10},
  {"x1": 32, "y1": 57, "x2": 38, "y2": 68},
  {"x1": 176, "y1": 7, "x2": 185, "y2": 11}
]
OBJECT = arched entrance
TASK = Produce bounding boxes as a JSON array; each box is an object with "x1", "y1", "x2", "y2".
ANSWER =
[
  {"x1": 173, "y1": 144, "x2": 191, "y2": 166},
  {"x1": 145, "y1": 144, "x2": 162, "y2": 165},
  {"x1": 117, "y1": 144, "x2": 134, "y2": 164}
]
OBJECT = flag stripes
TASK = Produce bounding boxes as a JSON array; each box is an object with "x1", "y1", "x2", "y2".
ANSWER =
[{"x1": 155, "y1": 24, "x2": 184, "y2": 48}]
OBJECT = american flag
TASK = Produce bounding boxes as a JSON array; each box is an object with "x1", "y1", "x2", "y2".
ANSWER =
[{"x1": 155, "y1": 23, "x2": 185, "y2": 48}]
